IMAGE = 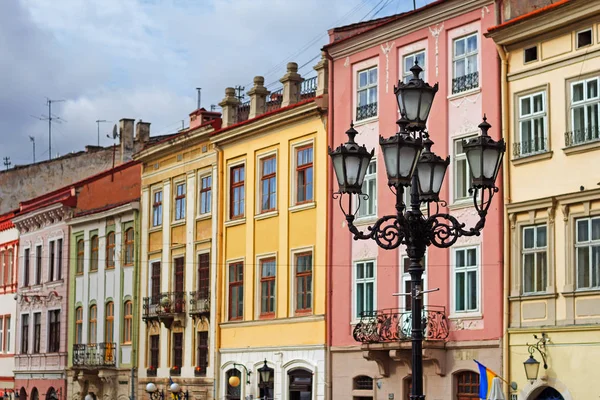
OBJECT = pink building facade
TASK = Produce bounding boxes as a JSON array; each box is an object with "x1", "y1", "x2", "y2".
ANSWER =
[{"x1": 324, "y1": 1, "x2": 504, "y2": 399}]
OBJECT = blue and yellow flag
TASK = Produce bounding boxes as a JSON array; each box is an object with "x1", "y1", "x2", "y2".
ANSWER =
[{"x1": 474, "y1": 360, "x2": 496, "y2": 399}]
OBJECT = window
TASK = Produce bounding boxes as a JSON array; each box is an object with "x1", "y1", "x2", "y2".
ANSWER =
[
  {"x1": 400, "y1": 255, "x2": 426, "y2": 311},
  {"x1": 151, "y1": 261, "x2": 161, "y2": 303},
  {"x1": 35, "y1": 245, "x2": 42, "y2": 284},
  {"x1": 196, "y1": 331, "x2": 208, "y2": 376},
  {"x1": 288, "y1": 369, "x2": 313, "y2": 400},
  {"x1": 296, "y1": 146, "x2": 314, "y2": 204},
  {"x1": 75, "y1": 307, "x2": 83, "y2": 344},
  {"x1": 522, "y1": 225, "x2": 547, "y2": 294},
  {"x1": 23, "y1": 248, "x2": 30, "y2": 287},
  {"x1": 518, "y1": 92, "x2": 547, "y2": 156},
  {"x1": 353, "y1": 376, "x2": 374, "y2": 390},
  {"x1": 456, "y1": 371, "x2": 479, "y2": 399},
  {"x1": 49, "y1": 241, "x2": 55, "y2": 281},
  {"x1": 152, "y1": 190, "x2": 163, "y2": 226},
  {"x1": 576, "y1": 217, "x2": 600, "y2": 289},
  {"x1": 230, "y1": 165, "x2": 245, "y2": 219},
  {"x1": 76, "y1": 239, "x2": 84, "y2": 274},
  {"x1": 403, "y1": 51, "x2": 425, "y2": 83},
  {"x1": 200, "y1": 176, "x2": 212, "y2": 214},
  {"x1": 259, "y1": 363, "x2": 275, "y2": 400},
  {"x1": 149, "y1": 334, "x2": 160, "y2": 368},
  {"x1": 31, "y1": 388, "x2": 39, "y2": 400},
  {"x1": 123, "y1": 301, "x2": 132, "y2": 344},
  {"x1": 21, "y1": 314, "x2": 29, "y2": 354},
  {"x1": 404, "y1": 377, "x2": 413, "y2": 400},
  {"x1": 356, "y1": 66, "x2": 378, "y2": 120},
  {"x1": 0, "y1": 318, "x2": 4, "y2": 352},
  {"x1": 197, "y1": 253, "x2": 210, "y2": 300},
  {"x1": 260, "y1": 156, "x2": 277, "y2": 213},
  {"x1": 33, "y1": 312, "x2": 41, "y2": 354},
  {"x1": 6, "y1": 249, "x2": 12, "y2": 285},
  {"x1": 577, "y1": 28, "x2": 592, "y2": 49},
  {"x1": 524, "y1": 46, "x2": 538, "y2": 63},
  {"x1": 227, "y1": 369, "x2": 242, "y2": 400},
  {"x1": 454, "y1": 137, "x2": 475, "y2": 201},
  {"x1": 357, "y1": 161, "x2": 376, "y2": 218},
  {"x1": 454, "y1": 247, "x2": 479, "y2": 313},
  {"x1": 89, "y1": 305, "x2": 97, "y2": 344},
  {"x1": 48, "y1": 310, "x2": 60, "y2": 352},
  {"x1": 295, "y1": 252, "x2": 313, "y2": 313},
  {"x1": 354, "y1": 260, "x2": 376, "y2": 319},
  {"x1": 57, "y1": 238, "x2": 63, "y2": 280},
  {"x1": 4, "y1": 316, "x2": 10, "y2": 353},
  {"x1": 228, "y1": 262, "x2": 244, "y2": 320},
  {"x1": 452, "y1": 33, "x2": 479, "y2": 94},
  {"x1": 106, "y1": 232, "x2": 115, "y2": 269},
  {"x1": 570, "y1": 77, "x2": 599, "y2": 145},
  {"x1": 0, "y1": 251, "x2": 4, "y2": 287},
  {"x1": 90, "y1": 235, "x2": 99, "y2": 271},
  {"x1": 105, "y1": 302, "x2": 114, "y2": 344},
  {"x1": 260, "y1": 258, "x2": 276, "y2": 317},
  {"x1": 124, "y1": 228, "x2": 134, "y2": 266},
  {"x1": 172, "y1": 332, "x2": 183, "y2": 370},
  {"x1": 174, "y1": 182, "x2": 186, "y2": 221}
]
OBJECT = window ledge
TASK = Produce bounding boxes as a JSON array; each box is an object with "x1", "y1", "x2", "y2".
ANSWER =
[
  {"x1": 255, "y1": 211, "x2": 278, "y2": 221},
  {"x1": 196, "y1": 213, "x2": 212, "y2": 221},
  {"x1": 512, "y1": 151, "x2": 553, "y2": 165},
  {"x1": 171, "y1": 220, "x2": 186, "y2": 227},
  {"x1": 447, "y1": 86, "x2": 481, "y2": 100},
  {"x1": 224, "y1": 218, "x2": 246, "y2": 227},
  {"x1": 289, "y1": 202, "x2": 316, "y2": 213},
  {"x1": 46, "y1": 280, "x2": 64, "y2": 288},
  {"x1": 509, "y1": 292, "x2": 557, "y2": 301},
  {"x1": 448, "y1": 200, "x2": 474, "y2": 211},
  {"x1": 563, "y1": 140, "x2": 600, "y2": 156},
  {"x1": 149, "y1": 225, "x2": 162, "y2": 233},
  {"x1": 354, "y1": 116, "x2": 378, "y2": 127},
  {"x1": 562, "y1": 289, "x2": 600, "y2": 298},
  {"x1": 449, "y1": 312, "x2": 482, "y2": 320},
  {"x1": 354, "y1": 216, "x2": 379, "y2": 226}
]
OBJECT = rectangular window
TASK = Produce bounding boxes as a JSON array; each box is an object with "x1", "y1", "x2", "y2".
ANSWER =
[
  {"x1": 151, "y1": 261, "x2": 161, "y2": 303},
  {"x1": 106, "y1": 233, "x2": 115, "y2": 269},
  {"x1": 354, "y1": 260, "x2": 376, "y2": 319},
  {"x1": 152, "y1": 190, "x2": 163, "y2": 227},
  {"x1": 21, "y1": 314, "x2": 29, "y2": 354},
  {"x1": 575, "y1": 217, "x2": 600, "y2": 289},
  {"x1": 454, "y1": 137, "x2": 474, "y2": 201},
  {"x1": 174, "y1": 257, "x2": 184, "y2": 293},
  {"x1": 357, "y1": 161, "x2": 377, "y2": 218},
  {"x1": 260, "y1": 156, "x2": 277, "y2": 213},
  {"x1": 174, "y1": 183, "x2": 186, "y2": 221},
  {"x1": 260, "y1": 258, "x2": 276, "y2": 317},
  {"x1": 48, "y1": 310, "x2": 60, "y2": 352},
  {"x1": 90, "y1": 235, "x2": 99, "y2": 271},
  {"x1": 400, "y1": 256, "x2": 426, "y2": 311},
  {"x1": 230, "y1": 165, "x2": 245, "y2": 219},
  {"x1": 403, "y1": 51, "x2": 425, "y2": 83},
  {"x1": 23, "y1": 249, "x2": 30, "y2": 287},
  {"x1": 49, "y1": 241, "x2": 55, "y2": 282},
  {"x1": 296, "y1": 146, "x2": 314, "y2": 204},
  {"x1": 452, "y1": 33, "x2": 479, "y2": 94},
  {"x1": 196, "y1": 331, "x2": 208, "y2": 376},
  {"x1": 200, "y1": 176, "x2": 212, "y2": 214},
  {"x1": 0, "y1": 251, "x2": 4, "y2": 287},
  {"x1": 522, "y1": 225, "x2": 548, "y2": 294},
  {"x1": 0, "y1": 317, "x2": 3, "y2": 352},
  {"x1": 149, "y1": 334, "x2": 160, "y2": 368},
  {"x1": 35, "y1": 245, "x2": 42, "y2": 285},
  {"x1": 75, "y1": 307, "x2": 83, "y2": 344},
  {"x1": 295, "y1": 252, "x2": 313, "y2": 313},
  {"x1": 197, "y1": 253, "x2": 210, "y2": 299},
  {"x1": 454, "y1": 247, "x2": 479, "y2": 313},
  {"x1": 228, "y1": 262, "x2": 244, "y2": 321},
  {"x1": 577, "y1": 28, "x2": 593, "y2": 49},
  {"x1": 172, "y1": 332, "x2": 183, "y2": 368},
  {"x1": 33, "y1": 312, "x2": 41, "y2": 354},
  {"x1": 524, "y1": 46, "x2": 538, "y2": 63},
  {"x1": 356, "y1": 66, "x2": 378, "y2": 120},
  {"x1": 570, "y1": 77, "x2": 599, "y2": 145},
  {"x1": 6, "y1": 249, "x2": 12, "y2": 285},
  {"x1": 56, "y1": 239, "x2": 63, "y2": 280},
  {"x1": 89, "y1": 306, "x2": 97, "y2": 344},
  {"x1": 5, "y1": 316, "x2": 10, "y2": 353},
  {"x1": 518, "y1": 92, "x2": 547, "y2": 156}
]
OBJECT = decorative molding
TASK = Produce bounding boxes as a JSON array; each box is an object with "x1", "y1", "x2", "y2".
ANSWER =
[
  {"x1": 344, "y1": 57, "x2": 350, "y2": 68},
  {"x1": 481, "y1": 5, "x2": 490, "y2": 19},
  {"x1": 429, "y1": 23, "x2": 444, "y2": 77},
  {"x1": 380, "y1": 41, "x2": 395, "y2": 93},
  {"x1": 560, "y1": 204, "x2": 570, "y2": 222},
  {"x1": 363, "y1": 350, "x2": 389, "y2": 377}
]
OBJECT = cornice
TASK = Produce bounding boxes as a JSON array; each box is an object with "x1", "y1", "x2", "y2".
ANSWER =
[
  {"x1": 327, "y1": 0, "x2": 493, "y2": 60},
  {"x1": 68, "y1": 202, "x2": 139, "y2": 227},
  {"x1": 134, "y1": 124, "x2": 215, "y2": 163},
  {"x1": 13, "y1": 203, "x2": 71, "y2": 234}
]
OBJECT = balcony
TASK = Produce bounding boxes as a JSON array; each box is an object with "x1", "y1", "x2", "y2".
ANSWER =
[
  {"x1": 189, "y1": 290, "x2": 210, "y2": 317},
  {"x1": 299, "y1": 76, "x2": 318, "y2": 101},
  {"x1": 265, "y1": 89, "x2": 283, "y2": 113},
  {"x1": 513, "y1": 137, "x2": 548, "y2": 158},
  {"x1": 72, "y1": 343, "x2": 116, "y2": 368},
  {"x1": 356, "y1": 102, "x2": 378, "y2": 121},
  {"x1": 143, "y1": 292, "x2": 186, "y2": 322},
  {"x1": 564, "y1": 127, "x2": 600, "y2": 147},
  {"x1": 452, "y1": 71, "x2": 479, "y2": 94}
]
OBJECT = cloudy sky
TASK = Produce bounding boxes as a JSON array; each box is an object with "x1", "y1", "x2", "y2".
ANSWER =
[{"x1": 1, "y1": 0, "x2": 431, "y2": 166}]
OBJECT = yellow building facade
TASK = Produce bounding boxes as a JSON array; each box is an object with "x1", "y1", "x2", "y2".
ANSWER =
[
  {"x1": 134, "y1": 110, "x2": 221, "y2": 398},
  {"x1": 487, "y1": 1, "x2": 600, "y2": 399},
  {"x1": 213, "y1": 58, "x2": 328, "y2": 400}
]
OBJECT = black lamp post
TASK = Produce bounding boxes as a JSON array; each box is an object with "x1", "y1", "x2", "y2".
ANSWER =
[
  {"x1": 329, "y1": 62, "x2": 505, "y2": 400},
  {"x1": 258, "y1": 359, "x2": 273, "y2": 400}
]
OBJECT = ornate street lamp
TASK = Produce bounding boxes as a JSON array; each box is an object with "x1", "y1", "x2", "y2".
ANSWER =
[
  {"x1": 524, "y1": 333, "x2": 549, "y2": 382},
  {"x1": 229, "y1": 363, "x2": 252, "y2": 387},
  {"x1": 169, "y1": 382, "x2": 189, "y2": 400},
  {"x1": 145, "y1": 382, "x2": 164, "y2": 400},
  {"x1": 258, "y1": 360, "x2": 272, "y2": 384},
  {"x1": 329, "y1": 62, "x2": 505, "y2": 400}
]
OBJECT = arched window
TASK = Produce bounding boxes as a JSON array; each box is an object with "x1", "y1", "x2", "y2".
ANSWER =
[
  {"x1": 19, "y1": 387, "x2": 27, "y2": 400},
  {"x1": 403, "y1": 376, "x2": 412, "y2": 400},
  {"x1": 89, "y1": 305, "x2": 97, "y2": 344},
  {"x1": 30, "y1": 388, "x2": 39, "y2": 400},
  {"x1": 536, "y1": 387, "x2": 564, "y2": 400},
  {"x1": 353, "y1": 376, "x2": 373, "y2": 390},
  {"x1": 75, "y1": 307, "x2": 83, "y2": 344},
  {"x1": 288, "y1": 368, "x2": 312, "y2": 400},
  {"x1": 123, "y1": 301, "x2": 133, "y2": 344},
  {"x1": 106, "y1": 232, "x2": 115, "y2": 269},
  {"x1": 226, "y1": 368, "x2": 241, "y2": 400},
  {"x1": 105, "y1": 302, "x2": 114, "y2": 343},
  {"x1": 124, "y1": 228, "x2": 134, "y2": 266},
  {"x1": 90, "y1": 235, "x2": 99, "y2": 271},
  {"x1": 76, "y1": 239, "x2": 84, "y2": 274},
  {"x1": 455, "y1": 371, "x2": 479, "y2": 399},
  {"x1": 46, "y1": 387, "x2": 58, "y2": 400}
]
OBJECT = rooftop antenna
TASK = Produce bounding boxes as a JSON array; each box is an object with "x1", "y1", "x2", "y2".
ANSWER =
[
  {"x1": 210, "y1": 104, "x2": 217, "y2": 111},
  {"x1": 3, "y1": 157, "x2": 11, "y2": 170},
  {"x1": 29, "y1": 136, "x2": 36, "y2": 163},
  {"x1": 31, "y1": 98, "x2": 66, "y2": 161},
  {"x1": 107, "y1": 124, "x2": 119, "y2": 181},
  {"x1": 413, "y1": 0, "x2": 416, "y2": 10},
  {"x1": 196, "y1": 87, "x2": 202, "y2": 110},
  {"x1": 234, "y1": 85, "x2": 245, "y2": 102},
  {"x1": 95, "y1": 120, "x2": 110, "y2": 146}
]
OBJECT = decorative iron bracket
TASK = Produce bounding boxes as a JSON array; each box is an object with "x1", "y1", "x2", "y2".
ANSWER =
[{"x1": 527, "y1": 333, "x2": 549, "y2": 369}]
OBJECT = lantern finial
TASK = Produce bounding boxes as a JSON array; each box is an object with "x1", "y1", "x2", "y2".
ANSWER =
[
  {"x1": 345, "y1": 121, "x2": 358, "y2": 143},
  {"x1": 478, "y1": 114, "x2": 491, "y2": 135},
  {"x1": 410, "y1": 61, "x2": 423, "y2": 80}
]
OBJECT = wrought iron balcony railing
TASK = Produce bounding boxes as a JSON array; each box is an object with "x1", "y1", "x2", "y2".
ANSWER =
[
  {"x1": 356, "y1": 102, "x2": 378, "y2": 121},
  {"x1": 513, "y1": 137, "x2": 548, "y2": 157},
  {"x1": 299, "y1": 76, "x2": 318, "y2": 101},
  {"x1": 265, "y1": 89, "x2": 283, "y2": 113},
  {"x1": 564, "y1": 126, "x2": 600, "y2": 147},
  {"x1": 142, "y1": 292, "x2": 186, "y2": 319},
  {"x1": 353, "y1": 307, "x2": 449, "y2": 344},
  {"x1": 72, "y1": 343, "x2": 116, "y2": 367},
  {"x1": 452, "y1": 71, "x2": 479, "y2": 94},
  {"x1": 189, "y1": 290, "x2": 210, "y2": 316}
]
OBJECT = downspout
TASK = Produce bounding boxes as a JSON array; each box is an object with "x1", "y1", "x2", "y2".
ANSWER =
[{"x1": 213, "y1": 142, "x2": 224, "y2": 400}]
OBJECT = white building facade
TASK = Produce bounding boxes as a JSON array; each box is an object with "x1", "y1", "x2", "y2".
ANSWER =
[{"x1": 0, "y1": 216, "x2": 18, "y2": 397}]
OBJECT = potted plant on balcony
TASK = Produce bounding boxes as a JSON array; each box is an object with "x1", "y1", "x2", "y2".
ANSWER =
[
  {"x1": 147, "y1": 365, "x2": 157, "y2": 377},
  {"x1": 170, "y1": 365, "x2": 181, "y2": 376},
  {"x1": 194, "y1": 365, "x2": 205, "y2": 377},
  {"x1": 160, "y1": 295, "x2": 171, "y2": 313}
]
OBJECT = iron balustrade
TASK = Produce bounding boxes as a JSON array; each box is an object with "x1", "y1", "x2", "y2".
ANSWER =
[
  {"x1": 451, "y1": 71, "x2": 479, "y2": 94},
  {"x1": 356, "y1": 102, "x2": 378, "y2": 121},
  {"x1": 512, "y1": 137, "x2": 548, "y2": 157},
  {"x1": 564, "y1": 126, "x2": 600, "y2": 147},
  {"x1": 299, "y1": 76, "x2": 318, "y2": 100},
  {"x1": 265, "y1": 88, "x2": 283, "y2": 113},
  {"x1": 72, "y1": 343, "x2": 116, "y2": 367},
  {"x1": 142, "y1": 292, "x2": 187, "y2": 319},
  {"x1": 189, "y1": 290, "x2": 211, "y2": 316},
  {"x1": 236, "y1": 100, "x2": 251, "y2": 123},
  {"x1": 353, "y1": 307, "x2": 449, "y2": 344}
]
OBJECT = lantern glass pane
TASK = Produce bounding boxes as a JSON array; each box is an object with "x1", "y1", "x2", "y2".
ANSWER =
[
  {"x1": 466, "y1": 147, "x2": 482, "y2": 179},
  {"x1": 396, "y1": 92, "x2": 406, "y2": 117},
  {"x1": 404, "y1": 90, "x2": 421, "y2": 121},
  {"x1": 399, "y1": 146, "x2": 418, "y2": 178},
  {"x1": 417, "y1": 163, "x2": 433, "y2": 193},
  {"x1": 357, "y1": 157, "x2": 371, "y2": 187},
  {"x1": 345, "y1": 154, "x2": 361, "y2": 185},
  {"x1": 432, "y1": 163, "x2": 447, "y2": 194},
  {"x1": 332, "y1": 154, "x2": 346, "y2": 187},
  {"x1": 524, "y1": 358, "x2": 540, "y2": 381},
  {"x1": 382, "y1": 144, "x2": 399, "y2": 179},
  {"x1": 483, "y1": 148, "x2": 500, "y2": 179},
  {"x1": 419, "y1": 90, "x2": 434, "y2": 122}
]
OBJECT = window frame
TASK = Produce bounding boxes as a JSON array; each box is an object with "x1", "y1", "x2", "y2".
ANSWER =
[
  {"x1": 152, "y1": 188, "x2": 163, "y2": 227},
  {"x1": 174, "y1": 181, "x2": 187, "y2": 221},
  {"x1": 258, "y1": 257, "x2": 277, "y2": 318},
  {"x1": 353, "y1": 259, "x2": 377, "y2": 321},
  {"x1": 4, "y1": 315, "x2": 10, "y2": 354},
  {"x1": 33, "y1": 312, "x2": 41, "y2": 354},
  {"x1": 295, "y1": 145, "x2": 314, "y2": 205},
  {"x1": 356, "y1": 65, "x2": 379, "y2": 121},
  {"x1": 48, "y1": 309, "x2": 60, "y2": 353},
  {"x1": 517, "y1": 91, "x2": 548, "y2": 156},
  {"x1": 259, "y1": 154, "x2": 277, "y2": 214},
  {"x1": 569, "y1": 76, "x2": 600, "y2": 145},
  {"x1": 356, "y1": 160, "x2": 377, "y2": 218},
  {"x1": 75, "y1": 307, "x2": 83, "y2": 344},
  {"x1": 228, "y1": 261, "x2": 244, "y2": 321},
  {"x1": 452, "y1": 32, "x2": 479, "y2": 79},
  {"x1": 229, "y1": 163, "x2": 246, "y2": 220},
  {"x1": 199, "y1": 174, "x2": 212, "y2": 215},
  {"x1": 149, "y1": 334, "x2": 160, "y2": 368},
  {"x1": 106, "y1": 232, "x2": 115, "y2": 269},
  {"x1": 48, "y1": 240, "x2": 55, "y2": 282},
  {"x1": 576, "y1": 28, "x2": 593, "y2": 49},
  {"x1": 124, "y1": 228, "x2": 134, "y2": 266},
  {"x1": 575, "y1": 216, "x2": 600, "y2": 290},
  {"x1": 23, "y1": 248, "x2": 30, "y2": 287},
  {"x1": 105, "y1": 302, "x2": 114, "y2": 343},
  {"x1": 452, "y1": 246, "x2": 481, "y2": 316},
  {"x1": 521, "y1": 224, "x2": 548, "y2": 294},
  {"x1": 402, "y1": 50, "x2": 426, "y2": 83},
  {"x1": 399, "y1": 254, "x2": 427, "y2": 310},
  {"x1": 453, "y1": 135, "x2": 477, "y2": 202},
  {"x1": 123, "y1": 301, "x2": 133, "y2": 344},
  {"x1": 89, "y1": 305, "x2": 97, "y2": 344},
  {"x1": 90, "y1": 234, "x2": 99, "y2": 272},
  {"x1": 172, "y1": 331, "x2": 183, "y2": 369},
  {"x1": 76, "y1": 238, "x2": 84, "y2": 275},
  {"x1": 35, "y1": 244, "x2": 42, "y2": 285},
  {"x1": 523, "y1": 45, "x2": 538, "y2": 64},
  {"x1": 21, "y1": 314, "x2": 29, "y2": 354},
  {"x1": 196, "y1": 330, "x2": 208, "y2": 375},
  {"x1": 293, "y1": 250, "x2": 313, "y2": 315},
  {"x1": 455, "y1": 371, "x2": 480, "y2": 399}
]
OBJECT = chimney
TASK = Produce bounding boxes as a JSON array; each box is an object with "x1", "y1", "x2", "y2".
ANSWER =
[
  {"x1": 247, "y1": 76, "x2": 270, "y2": 119},
  {"x1": 135, "y1": 120, "x2": 151, "y2": 144},
  {"x1": 280, "y1": 62, "x2": 304, "y2": 107},
  {"x1": 218, "y1": 88, "x2": 241, "y2": 128},
  {"x1": 190, "y1": 108, "x2": 222, "y2": 129},
  {"x1": 119, "y1": 118, "x2": 135, "y2": 162},
  {"x1": 314, "y1": 51, "x2": 329, "y2": 97}
]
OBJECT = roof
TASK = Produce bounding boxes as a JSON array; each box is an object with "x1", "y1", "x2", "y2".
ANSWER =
[
  {"x1": 0, "y1": 210, "x2": 18, "y2": 232},
  {"x1": 487, "y1": 0, "x2": 571, "y2": 33},
  {"x1": 73, "y1": 199, "x2": 139, "y2": 218}
]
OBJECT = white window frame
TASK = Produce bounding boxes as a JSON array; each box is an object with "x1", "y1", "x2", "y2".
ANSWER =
[
  {"x1": 255, "y1": 253, "x2": 277, "y2": 319},
  {"x1": 518, "y1": 91, "x2": 548, "y2": 156},
  {"x1": 151, "y1": 187, "x2": 163, "y2": 228},
  {"x1": 522, "y1": 225, "x2": 548, "y2": 294},
  {"x1": 570, "y1": 77, "x2": 600, "y2": 144},
  {"x1": 399, "y1": 254, "x2": 427, "y2": 310},
  {"x1": 356, "y1": 66, "x2": 378, "y2": 121},
  {"x1": 256, "y1": 150, "x2": 278, "y2": 216},
  {"x1": 290, "y1": 140, "x2": 315, "y2": 209},
  {"x1": 173, "y1": 180, "x2": 187, "y2": 222},
  {"x1": 451, "y1": 246, "x2": 481, "y2": 316},
  {"x1": 576, "y1": 28, "x2": 593, "y2": 49},
  {"x1": 227, "y1": 160, "x2": 246, "y2": 221},
  {"x1": 575, "y1": 216, "x2": 600, "y2": 290},
  {"x1": 403, "y1": 50, "x2": 426, "y2": 83},
  {"x1": 0, "y1": 316, "x2": 4, "y2": 353},
  {"x1": 453, "y1": 135, "x2": 477, "y2": 202},
  {"x1": 356, "y1": 160, "x2": 377, "y2": 219},
  {"x1": 198, "y1": 172, "x2": 212, "y2": 216},
  {"x1": 452, "y1": 33, "x2": 479, "y2": 79},
  {"x1": 353, "y1": 259, "x2": 377, "y2": 322}
]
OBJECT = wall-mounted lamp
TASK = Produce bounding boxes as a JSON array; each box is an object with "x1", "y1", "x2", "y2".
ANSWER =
[
  {"x1": 524, "y1": 333, "x2": 549, "y2": 382},
  {"x1": 229, "y1": 363, "x2": 252, "y2": 387}
]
